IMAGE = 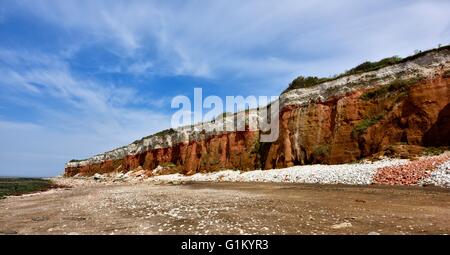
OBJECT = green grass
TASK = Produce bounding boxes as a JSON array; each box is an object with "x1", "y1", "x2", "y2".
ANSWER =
[
  {"x1": 360, "y1": 76, "x2": 424, "y2": 100},
  {"x1": 345, "y1": 56, "x2": 403, "y2": 76},
  {"x1": 0, "y1": 178, "x2": 56, "y2": 199},
  {"x1": 209, "y1": 159, "x2": 220, "y2": 165},
  {"x1": 313, "y1": 145, "x2": 330, "y2": 158},
  {"x1": 283, "y1": 76, "x2": 332, "y2": 92},
  {"x1": 423, "y1": 147, "x2": 448, "y2": 156},
  {"x1": 160, "y1": 162, "x2": 176, "y2": 168},
  {"x1": 352, "y1": 114, "x2": 384, "y2": 138}
]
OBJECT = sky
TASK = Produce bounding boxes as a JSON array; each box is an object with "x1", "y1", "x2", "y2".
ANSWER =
[{"x1": 0, "y1": 0, "x2": 449, "y2": 177}]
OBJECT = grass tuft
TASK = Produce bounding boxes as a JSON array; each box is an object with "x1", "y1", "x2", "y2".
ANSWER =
[
  {"x1": 160, "y1": 162, "x2": 176, "y2": 168},
  {"x1": 313, "y1": 145, "x2": 330, "y2": 158},
  {"x1": 352, "y1": 114, "x2": 384, "y2": 138},
  {"x1": 360, "y1": 76, "x2": 424, "y2": 101},
  {"x1": 423, "y1": 147, "x2": 448, "y2": 156}
]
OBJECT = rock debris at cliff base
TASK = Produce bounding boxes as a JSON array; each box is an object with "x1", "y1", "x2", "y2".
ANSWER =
[
  {"x1": 374, "y1": 154, "x2": 450, "y2": 186},
  {"x1": 151, "y1": 158, "x2": 408, "y2": 185},
  {"x1": 420, "y1": 160, "x2": 450, "y2": 188},
  {"x1": 152, "y1": 155, "x2": 450, "y2": 188},
  {"x1": 58, "y1": 153, "x2": 450, "y2": 188}
]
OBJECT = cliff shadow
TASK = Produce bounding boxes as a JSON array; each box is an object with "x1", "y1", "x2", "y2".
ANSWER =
[{"x1": 422, "y1": 103, "x2": 450, "y2": 146}]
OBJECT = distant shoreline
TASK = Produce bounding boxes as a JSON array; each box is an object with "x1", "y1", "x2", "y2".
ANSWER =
[
  {"x1": 0, "y1": 176, "x2": 53, "y2": 179},
  {"x1": 0, "y1": 178, "x2": 59, "y2": 199}
]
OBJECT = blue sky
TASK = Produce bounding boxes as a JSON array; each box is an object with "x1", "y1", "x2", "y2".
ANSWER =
[{"x1": 0, "y1": 0, "x2": 449, "y2": 177}]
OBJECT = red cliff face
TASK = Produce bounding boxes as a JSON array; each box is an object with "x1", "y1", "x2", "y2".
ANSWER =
[
  {"x1": 65, "y1": 130, "x2": 261, "y2": 176},
  {"x1": 65, "y1": 48, "x2": 450, "y2": 177},
  {"x1": 262, "y1": 74, "x2": 450, "y2": 168}
]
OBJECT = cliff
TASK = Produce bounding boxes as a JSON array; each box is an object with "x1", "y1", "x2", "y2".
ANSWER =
[{"x1": 65, "y1": 46, "x2": 450, "y2": 177}]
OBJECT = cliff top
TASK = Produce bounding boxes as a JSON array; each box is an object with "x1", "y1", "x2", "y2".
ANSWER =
[
  {"x1": 66, "y1": 45, "x2": 450, "y2": 167},
  {"x1": 282, "y1": 45, "x2": 450, "y2": 94}
]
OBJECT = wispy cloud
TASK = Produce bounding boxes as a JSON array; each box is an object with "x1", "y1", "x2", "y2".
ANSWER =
[
  {"x1": 9, "y1": 0, "x2": 449, "y2": 81},
  {"x1": 0, "y1": 48, "x2": 171, "y2": 176}
]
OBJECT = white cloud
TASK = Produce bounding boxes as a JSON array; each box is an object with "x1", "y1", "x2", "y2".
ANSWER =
[
  {"x1": 0, "y1": 49, "x2": 171, "y2": 176},
  {"x1": 7, "y1": 0, "x2": 450, "y2": 82},
  {"x1": 127, "y1": 61, "x2": 154, "y2": 75}
]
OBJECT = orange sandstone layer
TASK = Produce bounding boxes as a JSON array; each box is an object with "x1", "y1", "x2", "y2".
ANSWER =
[{"x1": 65, "y1": 48, "x2": 450, "y2": 177}]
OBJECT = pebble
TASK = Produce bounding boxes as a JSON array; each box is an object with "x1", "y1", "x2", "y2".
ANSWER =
[
  {"x1": 331, "y1": 222, "x2": 352, "y2": 229},
  {"x1": 374, "y1": 154, "x2": 450, "y2": 186},
  {"x1": 419, "y1": 160, "x2": 450, "y2": 188},
  {"x1": 151, "y1": 158, "x2": 409, "y2": 186}
]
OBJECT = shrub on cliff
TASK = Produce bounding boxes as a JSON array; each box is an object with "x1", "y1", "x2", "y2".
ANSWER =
[
  {"x1": 160, "y1": 162, "x2": 176, "y2": 168},
  {"x1": 351, "y1": 114, "x2": 383, "y2": 138},
  {"x1": 69, "y1": 159, "x2": 86, "y2": 163},
  {"x1": 345, "y1": 56, "x2": 402, "y2": 76},
  {"x1": 151, "y1": 128, "x2": 176, "y2": 137},
  {"x1": 283, "y1": 76, "x2": 331, "y2": 93},
  {"x1": 282, "y1": 58, "x2": 403, "y2": 94},
  {"x1": 361, "y1": 76, "x2": 425, "y2": 100},
  {"x1": 133, "y1": 128, "x2": 177, "y2": 144},
  {"x1": 423, "y1": 147, "x2": 448, "y2": 156},
  {"x1": 313, "y1": 145, "x2": 330, "y2": 159}
]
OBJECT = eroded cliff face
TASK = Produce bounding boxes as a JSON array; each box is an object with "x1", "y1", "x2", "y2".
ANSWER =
[
  {"x1": 263, "y1": 75, "x2": 450, "y2": 168},
  {"x1": 65, "y1": 130, "x2": 260, "y2": 176},
  {"x1": 65, "y1": 48, "x2": 450, "y2": 177}
]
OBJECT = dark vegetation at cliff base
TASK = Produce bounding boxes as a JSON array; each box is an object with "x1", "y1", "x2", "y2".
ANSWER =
[
  {"x1": 0, "y1": 178, "x2": 57, "y2": 199},
  {"x1": 423, "y1": 146, "x2": 449, "y2": 156}
]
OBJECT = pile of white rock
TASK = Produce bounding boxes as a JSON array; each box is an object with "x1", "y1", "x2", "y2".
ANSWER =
[
  {"x1": 151, "y1": 158, "x2": 409, "y2": 185},
  {"x1": 62, "y1": 157, "x2": 450, "y2": 188},
  {"x1": 419, "y1": 160, "x2": 450, "y2": 188}
]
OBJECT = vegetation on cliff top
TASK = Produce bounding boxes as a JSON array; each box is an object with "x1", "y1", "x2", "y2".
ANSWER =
[
  {"x1": 132, "y1": 128, "x2": 176, "y2": 144},
  {"x1": 69, "y1": 159, "x2": 87, "y2": 163},
  {"x1": 283, "y1": 76, "x2": 332, "y2": 91},
  {"x1": 282, "y1": 44, "x2": 449, "y2": 94}
]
